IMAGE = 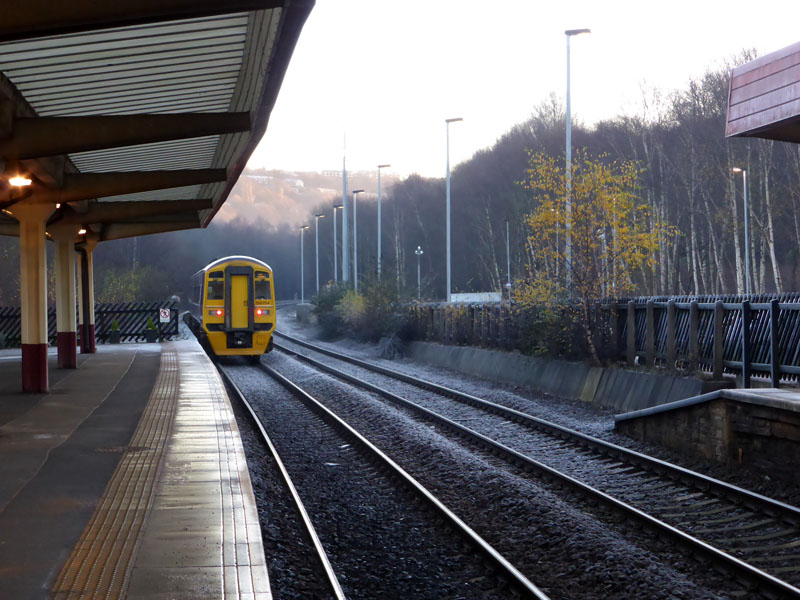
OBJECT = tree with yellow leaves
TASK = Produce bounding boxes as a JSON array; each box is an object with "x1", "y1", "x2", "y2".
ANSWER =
[{"x1": 517, "y1": 150, "x2": 671, "y2": 364}]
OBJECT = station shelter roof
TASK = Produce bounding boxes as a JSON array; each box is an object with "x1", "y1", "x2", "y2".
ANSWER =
[
  {"x1": 726, "y1": 41, "x2": 800, "y2": 143},
  {"x1": 0, "y1": 1, "x2": 313, "y2": 242}
]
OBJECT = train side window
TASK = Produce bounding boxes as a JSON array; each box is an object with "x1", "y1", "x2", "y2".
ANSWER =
[
  {"x1": 255, "y1": 279, "x2": 271, "y2": 300},
  {"x1": 207, "y1": 280, "x2": 224, "y2": 300},
  {"x1": 193, "y1": 285, "x2": 202, "y2": 305}
]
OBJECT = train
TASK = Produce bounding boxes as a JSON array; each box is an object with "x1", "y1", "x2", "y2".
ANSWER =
[{"x1": 185, "y1": 256, "x2": 276, "y2": 362}]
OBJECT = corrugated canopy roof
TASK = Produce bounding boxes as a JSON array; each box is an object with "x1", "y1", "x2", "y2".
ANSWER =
[
  {"x1": 726, "y1": 41, "x2": 800, "y2": 143},
  {"x1": 0, "y1": 0, "x2": 313, "y2": 242}
]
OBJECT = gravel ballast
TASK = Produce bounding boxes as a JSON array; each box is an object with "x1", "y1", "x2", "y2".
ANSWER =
[{"x1": 227, "y1": 363, "x2": 530, "y2": 599}]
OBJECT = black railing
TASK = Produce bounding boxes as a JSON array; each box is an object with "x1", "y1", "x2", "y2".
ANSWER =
[
  {"x1": 0, "y1": 301, "x2": 179, "y2": 347},
  {"x1": 615, "y1": 293, "x2": 800, "y2": 387},
  {"x1": 96, "y1": 301, "x2": 179, "y2": 343}
]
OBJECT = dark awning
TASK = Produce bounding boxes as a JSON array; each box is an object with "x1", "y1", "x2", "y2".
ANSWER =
[{"x1": 0, "y1": 0, "x2": 313, "y2": 241}]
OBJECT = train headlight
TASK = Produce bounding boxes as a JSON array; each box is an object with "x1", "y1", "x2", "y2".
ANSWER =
[
  {"x1": 256, "y1": 309, "x2": 263, "y2": 316},
  {"x1": 216, "y1": 309, "x2": 223, "y2": 316}
]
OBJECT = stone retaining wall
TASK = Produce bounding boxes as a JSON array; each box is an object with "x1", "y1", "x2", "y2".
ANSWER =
[
  {"x1": 407, "y1": 341, "x2": 726, "y2": 413},
  {"x1": 616, "y1": 392, "x2": 800, "y2": 482}
]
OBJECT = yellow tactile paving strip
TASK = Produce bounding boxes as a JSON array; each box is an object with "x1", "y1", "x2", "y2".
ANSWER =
[
  {"x1": 52, "y1": 349, "x2": 179, "y2": 599},
  {"x1": 52, "y1": 341, "x2": 271, "y2": 600}
]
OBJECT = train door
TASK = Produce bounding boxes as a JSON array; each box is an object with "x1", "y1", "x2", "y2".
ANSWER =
[
  {"x1": 224, "y1": 266, "x2": 254, "y2": 349},
  {"x1": 230, "y1": 274, "x2": 249, "y2": 329}
]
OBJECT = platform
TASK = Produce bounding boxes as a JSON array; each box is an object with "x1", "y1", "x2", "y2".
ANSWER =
[
  {"x1": 615, "y1": 388, "x2": 800, "y2": 483},
  {"x1": 0, "y1": 340, "x2": 269, "y2": 600}
]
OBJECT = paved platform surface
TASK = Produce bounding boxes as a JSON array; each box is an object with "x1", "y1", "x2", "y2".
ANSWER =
[{"x1": 0, "y1": 340, "x2": 269, "y2": 599}]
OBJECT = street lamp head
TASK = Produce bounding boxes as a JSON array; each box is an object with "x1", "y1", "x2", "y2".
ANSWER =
[
  {"x1": 300, "y1": 225, "x2": 309, "y2": 231},
  {"x1": 732, "y1": 167, "x2": 745, "y2": 174},
  {"x1": 565, "y1": 28, "x2": 591, "y2": 36},
  {"x1": 378, "y1": 164, "x2": 391, "y2": 169},
  {"x1": 445, "y1": 117, "x2": 463, "y2": 123},
  {"x1": 315, "y1": 213, "x2": 326, "y2": 219},
  {"x1": 353, "y1": 189, "x2": 364, "y2": 195},
  {"x1": 333, "y1": 203, "x2": 343, "y2": 210}
]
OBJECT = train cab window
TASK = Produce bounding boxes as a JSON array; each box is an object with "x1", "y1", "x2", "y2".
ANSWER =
[
  {"x1": 255, "y1": 278, "x2": 271, "y2": 300},
  {"x1": 207, "y1": 280, "x2": 224, "y2": 300}
]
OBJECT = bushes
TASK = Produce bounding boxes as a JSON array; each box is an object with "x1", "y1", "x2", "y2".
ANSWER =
[
  {"x1": 406, "y1": 301, "x2": 616, "y2": 364},
  {"x1": 311, "y1": 283, "x2": 349, "y2": 339},
  {"x1": 311, "y1": 278, "x2": 405, "y2": 342}
]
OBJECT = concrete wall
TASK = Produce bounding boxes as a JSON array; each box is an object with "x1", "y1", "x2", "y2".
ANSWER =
[
  {"x1": 616, "y1": 394, "x2": 800, "y2": 483},
  {"x1": 407, "y1": 341, "x2": 721, "y2": 413},
  {"x1": 616, "y1": 399, "x2": 732, "y2": 463}
]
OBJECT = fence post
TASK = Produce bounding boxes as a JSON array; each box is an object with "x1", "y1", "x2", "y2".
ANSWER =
[
  {"x1": 626, "y1": 300, "x2": 636, "y2": 366},
  {"x1": 646, "y1": 300, "x2": 655, "y2": 366},
  {"x1": 741, "y1": 301, "x2": 751, "y2": 388},
  {"x1": 499, "y1": 306, "x2": 507, "y2": 349},
  {"x1": 713, "y1": 301, "x2": 724, "y2": 380},
  {"x1": 666, "y1": 300, "x2": 676, "y2": 369},
  {"x1": 770, "y1": 299, "x2": 780, "y2": 388},
  {"x1": 689, "y1": 301, "x2": 699, "y2": 372}
]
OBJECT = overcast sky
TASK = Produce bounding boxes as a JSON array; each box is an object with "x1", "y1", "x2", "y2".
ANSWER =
[{"x1": 247, "y1": 0, "x2": 799, "y2": 179}]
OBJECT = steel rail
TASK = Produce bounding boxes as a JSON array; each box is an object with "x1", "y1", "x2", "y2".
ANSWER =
[
  {"x1": 274, "y1": 331, "x2": 800, "y2": 524},
  {"x1": 274, "y1": 332, "x2": 800, "y2": 599},
  {"x1": 256, "y1": 360, "x2": 551, "y2": 600},
  {"x1": 216, "y1": 364, "x2": 347, "y2": 600}
]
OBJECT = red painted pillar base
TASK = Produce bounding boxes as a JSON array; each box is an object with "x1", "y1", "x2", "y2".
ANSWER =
[
  {"x1": 57, "y1": 331, "x2": 78, "y2": 369},
  {"x1": 22, "y1": 343, "x2": 48, "y2": 393},
  {"x1": 81, "y1": 324, "x2": 96, "y2": 354}
]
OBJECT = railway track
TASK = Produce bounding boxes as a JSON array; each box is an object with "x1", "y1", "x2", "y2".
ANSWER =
[
  {"x1": 274, "y1": 330, "x2": 800, "y2": 599},
  {"x1": 217, "y1": 366, "x2": 346, "y2": 600},
  {"x1": 218, "y1": 359, "x2": 550, "y2": 600}
]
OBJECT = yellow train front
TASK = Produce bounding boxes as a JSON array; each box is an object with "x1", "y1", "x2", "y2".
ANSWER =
[{"x1": 187, "y1": 256, "x2": 276, "y2": 362}]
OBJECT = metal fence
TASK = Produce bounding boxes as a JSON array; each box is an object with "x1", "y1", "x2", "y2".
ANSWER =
[
  {"x1": 0, "y1": 301, "x2": 179, "y2": 347},
  {"x1": 615, "y1": 293, "x2": 800, "y2": 386},
  {"x1": 408, "y1": 294, "x2": 800, "y2": 388},
  {"x1": 408, "y1": 303, "x2": 522, "y2": 350},
  {"x1": 96, "y1": 301, "x2": 179, "y2": 343}
]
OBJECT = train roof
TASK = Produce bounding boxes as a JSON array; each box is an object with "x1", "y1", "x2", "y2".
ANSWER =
[{"x1": 194, "y1": 256, "x2": 273, "y2": 278}]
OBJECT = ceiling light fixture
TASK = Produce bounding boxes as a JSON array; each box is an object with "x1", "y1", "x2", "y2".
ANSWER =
[{"x1": 9, "y1": 175, "x2": 32, "y2": 187}]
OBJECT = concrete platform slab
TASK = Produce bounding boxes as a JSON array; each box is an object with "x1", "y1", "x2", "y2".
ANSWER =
[{"x1": 0, "y1": 340, "x2": 269, "y2": 599}]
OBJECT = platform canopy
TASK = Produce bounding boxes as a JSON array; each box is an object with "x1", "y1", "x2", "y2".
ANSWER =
[
  {"x1": 726, "y1": 41, "x2": 800, "y2": 143},
  {"x1": 0, "y1": 0, "x2": 313, "y2": 241}
]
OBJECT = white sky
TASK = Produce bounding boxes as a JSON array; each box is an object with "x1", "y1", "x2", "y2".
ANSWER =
[{"x1": 248, "y1": 0, "x2": 800, "y2": 179}]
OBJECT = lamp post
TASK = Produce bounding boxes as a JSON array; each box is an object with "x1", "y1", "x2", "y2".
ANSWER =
[
  {"x1": 299, "y1": 225, "x2": 309, "y2": 303},
  {"x1": 333, "y1": 203, "x2": 343, "y2": 283},
  {"x1": 732, "y1": 167, "x2": 751, "y2": 295},
  {"x1": 342, "y1": 133, "x2": 348, "y2": 282},
  {"x1": 505, "y1": 219, "x2": 511, "y2": 300},
  {"x1": 377, "y1": 164, "x2": 391, "y2": 280},
  {"x1": 565, "y1": 28, "x2": 590, "y2": 294},
  {"x1": 352, "y1": 189, "x2": 365, "y2": 292},
  {"x1": 415, "y1": 245, "x2": 424, "y2": 300},
  {"x1": 445, "y1": 117, "x2": 463, "y2": 303},
  {"x1": 314, "y1": 213, "x2": 325, "y2": 293}
]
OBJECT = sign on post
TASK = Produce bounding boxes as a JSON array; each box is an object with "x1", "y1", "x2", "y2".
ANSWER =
[{"x1": 159, "y1": 308, "x2": 171, "y2": 323}]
